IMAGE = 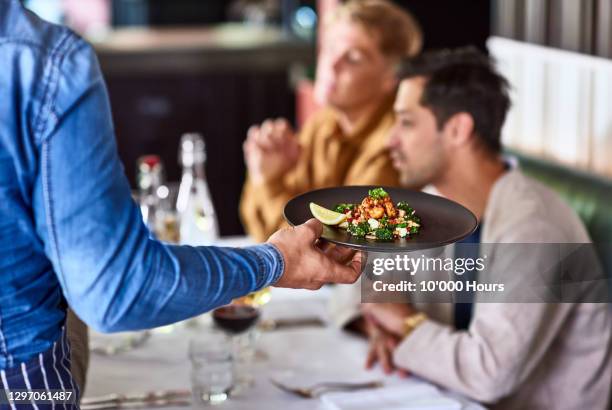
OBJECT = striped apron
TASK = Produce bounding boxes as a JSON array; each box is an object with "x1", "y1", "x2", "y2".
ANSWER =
[{"x1": 0, "y1": 329, "x2": 80, "y2": 410}]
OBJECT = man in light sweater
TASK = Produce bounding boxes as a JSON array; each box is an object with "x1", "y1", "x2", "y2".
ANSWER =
[{"x1": 331, "y1": 48, "x2": 612, "y2": 409}]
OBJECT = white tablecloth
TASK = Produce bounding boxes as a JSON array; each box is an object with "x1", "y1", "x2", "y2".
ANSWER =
[
  {"x1": 85, "y1": 288, "x2": 484, "y2": 410},
  {"x1": 85, "y1": 238, "x2": 485, "y2": 410}
]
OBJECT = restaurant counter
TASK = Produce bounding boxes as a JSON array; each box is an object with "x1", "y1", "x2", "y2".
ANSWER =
[{"x1": 91, "y1": 24, "x2": 314, "y2": 75}]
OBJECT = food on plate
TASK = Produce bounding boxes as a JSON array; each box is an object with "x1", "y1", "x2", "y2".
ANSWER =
[{"x1": 309, "y1": 188, "x2": 421, "y2": 241}]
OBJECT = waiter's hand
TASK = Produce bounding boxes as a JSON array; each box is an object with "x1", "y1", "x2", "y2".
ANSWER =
[
  {"x1": 268, "y1": 219, "x2": 362, "y2": 290},
  {"x1": 317, "y1": 240, "x2": 357, "y2": 264}
]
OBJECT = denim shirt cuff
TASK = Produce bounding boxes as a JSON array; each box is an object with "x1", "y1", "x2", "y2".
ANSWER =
[{"x1": 246, "y1": 243, "x2": 285, "y2": 289}]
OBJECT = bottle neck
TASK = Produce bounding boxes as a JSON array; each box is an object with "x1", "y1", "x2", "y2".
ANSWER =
[
  {"x1": 139, "y1": 171, "x2": 163, "y2": 199},
  {"x1": 181, "y1": 160, "x2": 207, "y2": 181}
]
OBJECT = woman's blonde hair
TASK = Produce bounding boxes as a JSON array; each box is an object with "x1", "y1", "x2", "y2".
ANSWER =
[{"x1": 326, "y1": 0, "x2": 423, "y2": 59}]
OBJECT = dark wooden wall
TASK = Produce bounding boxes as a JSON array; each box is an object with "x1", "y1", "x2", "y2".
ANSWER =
[
  {"x1": 393, "y1": 0, "x2": 491, "y2": 53},
  {"x1": 104, "y1": 71, "x2": 296, "y2": 237}
]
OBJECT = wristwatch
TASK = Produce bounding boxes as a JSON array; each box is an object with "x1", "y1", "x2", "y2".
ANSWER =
[{"x1": 403, "y1": 312, "x2": 428, "y2": 338}]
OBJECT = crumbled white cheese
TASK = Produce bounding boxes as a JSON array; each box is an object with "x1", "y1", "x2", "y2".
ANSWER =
[
  {"x1": 368, "y1": 218, "x2": 380, "y2": 229},
  {"x1": 399, "y1": 210, "x2": 406, "y2": 218},
  {"x1": 398, "y1": 227, "x2": 408, "y2": 238}
]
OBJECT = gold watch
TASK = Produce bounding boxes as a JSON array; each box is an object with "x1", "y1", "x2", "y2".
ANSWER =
[{"x1": 403, "y1": 312, "x2": 428, "y2": 338}]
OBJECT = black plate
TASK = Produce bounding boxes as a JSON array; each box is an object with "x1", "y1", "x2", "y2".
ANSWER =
[{"x1": 284, "y1": 186, "x2": 477, "y2": 252}]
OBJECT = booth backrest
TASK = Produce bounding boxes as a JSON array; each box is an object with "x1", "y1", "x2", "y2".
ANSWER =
[{"x1": 511, "y1": 152, "x2": 612, "y2": 287}]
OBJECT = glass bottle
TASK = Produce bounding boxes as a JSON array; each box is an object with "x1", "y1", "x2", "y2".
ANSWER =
[
  {"x1": 176, "y1": 133, "x2": 219, "y2": 246},
  {"x1": 137, "y1": 154, "x2": 164, "y2": 236}
]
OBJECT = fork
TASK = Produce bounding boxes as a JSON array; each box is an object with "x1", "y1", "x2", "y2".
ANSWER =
[
  {"x1": 269, "y1": 379, "x2": 383, "y2": 398},
  {"x1": 81, "y1": 389, "x2": 191, "y2": 410},
  {"x1": 80, "y1": 398, "x2": 191, "y2": 410}
]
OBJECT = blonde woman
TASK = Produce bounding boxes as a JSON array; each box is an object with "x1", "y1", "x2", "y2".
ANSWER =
[{"x1": 241, "y1": 0, "x2": 422, "y2": 241}]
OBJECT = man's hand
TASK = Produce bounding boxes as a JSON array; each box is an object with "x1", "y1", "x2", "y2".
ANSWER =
[
  {"x1": 361, "y1": 303, "x2": 417, "y2": 338},
  {"x1": 317, "y1": 241, "x2": 356, "y2": 265},
  {"x1": 364, "y1": 316, "x2": 408, "y2": 376},
  {"x1": 268, "y1": 219, "x2": 362, "y2": 290},
  {"x1": 244, "y1": 118, "x2": 300, "y2": 185}
]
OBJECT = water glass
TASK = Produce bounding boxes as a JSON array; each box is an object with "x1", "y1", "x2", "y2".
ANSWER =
[{"x1": 189, "y1": 332, "x2": 234, "y2": 407}]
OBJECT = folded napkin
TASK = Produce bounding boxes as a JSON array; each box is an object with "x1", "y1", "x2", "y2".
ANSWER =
[{"x1": 321, "y1": 384, "x2": 463, "y2": 410}]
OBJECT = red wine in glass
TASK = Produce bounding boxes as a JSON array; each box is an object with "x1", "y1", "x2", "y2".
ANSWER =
[{"x1": 212, "y1": 305, "x2": 260, "y2": 334}]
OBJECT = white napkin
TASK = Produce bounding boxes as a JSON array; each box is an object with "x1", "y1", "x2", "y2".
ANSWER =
[
  {"x1": 321, "y1": 384, "x2": 463, "y2": 410},
  {"x1": 270, "y1": 370, "x2": 380, "y2": 392}
]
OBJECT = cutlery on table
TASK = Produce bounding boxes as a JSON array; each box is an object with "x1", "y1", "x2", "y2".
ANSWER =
[
  {"x1": 258, "y1": 317, "x2": 326, "y2": 331},
  {"x1": 81, "y1": 389, "x2": 191, "y2": 410},
  {"x1": 269, "y1": 379, "x2": 383, "y2": 398}
]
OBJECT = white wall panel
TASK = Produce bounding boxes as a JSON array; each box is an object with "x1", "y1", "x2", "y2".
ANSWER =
[{"x1": 488, "y1": 36, "x2": 612, "y2": 179}]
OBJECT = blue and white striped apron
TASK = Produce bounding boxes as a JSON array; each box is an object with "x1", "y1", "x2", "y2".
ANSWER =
[{"x1": 0, "y1": 328, "x2": 80, "y2": 410}]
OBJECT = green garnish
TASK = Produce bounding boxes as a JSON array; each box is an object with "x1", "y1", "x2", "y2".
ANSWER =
[
  {"x1": 397, "y1": 201, "x2": 414, "y2": 214},
  {"x1": 374, "y1": 228, "x2": 394, "y2": 241},
  {"x1": 368, "y1": 187, "x2": 388, "y2": 199},
  {"x1": 333, "y1": 203, "x2": 355, "y2": 213},
  {"x1": 348, "y1": 222, "x2": 370, "y2": 238},
  {"x1": 379, "y1": 217, "x2": 396, "y2": 230}
]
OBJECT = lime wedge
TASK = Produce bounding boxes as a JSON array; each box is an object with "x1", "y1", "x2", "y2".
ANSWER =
[{"x1": 309, "y1": 202, "x2": 347, "y2": 225}]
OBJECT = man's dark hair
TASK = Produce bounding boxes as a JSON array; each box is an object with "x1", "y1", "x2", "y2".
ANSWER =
[{"x1": 397, "y1": 47, "x2": 511, "y2": 153}]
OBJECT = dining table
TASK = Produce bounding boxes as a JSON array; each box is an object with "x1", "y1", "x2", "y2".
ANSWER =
[{"x1": 84, "y1": 237, "x2": 486, "y2": 410}]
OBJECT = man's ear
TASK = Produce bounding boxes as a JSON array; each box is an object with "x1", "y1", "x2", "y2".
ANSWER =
[{"x1": 443, "y1": 112, "x2": 475, "y2": 148}]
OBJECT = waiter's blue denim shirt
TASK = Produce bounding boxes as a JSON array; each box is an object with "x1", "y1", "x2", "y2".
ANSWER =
[{"x1": 0, "y1": 0, "x2": 283, "y2": 368}]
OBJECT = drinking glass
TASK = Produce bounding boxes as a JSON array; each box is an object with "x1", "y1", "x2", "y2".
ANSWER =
[
  {"x1": 154, "y1": 182, "x2": 180, "y2": 244},
  {"x1": 211, "y1": 304, "x2": 260, "y2": 391},
  {"x1": 189, "y1": 332, "x2": 234, "y2": 407}
]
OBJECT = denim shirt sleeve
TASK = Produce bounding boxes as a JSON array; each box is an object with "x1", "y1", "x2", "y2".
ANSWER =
[{"x1": 33, "y1": 33, "x2": 284, "y2": 332}]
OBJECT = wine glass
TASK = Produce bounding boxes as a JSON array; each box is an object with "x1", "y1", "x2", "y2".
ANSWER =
[
  {"x1": 212, "y1": 302, "x2": 261, "y2": 392},
  {"x1": 212, "y1": 304, "x2": 260, "y2": 335}
]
